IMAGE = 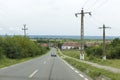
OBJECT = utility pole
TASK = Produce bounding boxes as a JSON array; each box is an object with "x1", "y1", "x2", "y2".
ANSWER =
[
  {"x1": 22, "y1": 24, "x2": 28, "y2": 36},
  {"x1": 75, "y1": 8, "x2": 91, "y2": 60},
  {"x1": 99, "y1": 24, "x2": 111, "y2": 60}
]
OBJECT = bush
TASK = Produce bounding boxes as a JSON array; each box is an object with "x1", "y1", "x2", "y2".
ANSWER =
[
  {"x1": 85, "y1": 46, "x2": 102, "y2": 58},
  {"x1": 0, "y1": 36, "x2": 48, "y2": 59},
  {"x1": 0, "y1": 47, "x2": 5, "y2": 60},
  {"x1": 85, "y1": 38, "x2": 120, "y2": 59}
]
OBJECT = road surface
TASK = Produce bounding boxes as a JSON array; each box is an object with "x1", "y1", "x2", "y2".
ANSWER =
[{"x1": 0, "y1": 48, "x2": 92, "y2": 80}]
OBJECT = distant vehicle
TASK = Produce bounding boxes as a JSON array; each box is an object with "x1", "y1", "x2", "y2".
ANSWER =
[{"x1": 51, "y1": 53, "x2": 57, "y2": 57}]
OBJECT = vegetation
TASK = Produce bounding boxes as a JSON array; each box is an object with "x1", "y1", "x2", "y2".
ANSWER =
[
  {"x1": 62, "y1": 50, "x2": 80, "y2": 59},
  {"x1": 0, "y1": 56, "x2": 33, "y2": 68},
  {"x1": 64, "y1": 57, "x2": 120, "y2": 80},
  {"x1": 37, "y1": 38, "x2": 64, "y2": 49},
  {"x1": 61, "y1": 50, "x2": 120, "y2": 69},
  {"x1": 85, "y1": 38, "x2": 120, "y2": 59},
  {"x1": 0, "y1": 36, "x2": 49, "y2": 68},
  {"x1": 57, "y1": 50, "x2": 120, "y2": 80}
]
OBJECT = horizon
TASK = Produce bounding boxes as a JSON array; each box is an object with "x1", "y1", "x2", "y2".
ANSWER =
[{"x1": 1, "y1": 35, "x2": 119, "y2": 40}]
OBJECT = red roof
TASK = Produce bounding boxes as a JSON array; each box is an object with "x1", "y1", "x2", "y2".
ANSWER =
[{"x1": 62, "y1": 42, "x2": 80, "y2": 47}]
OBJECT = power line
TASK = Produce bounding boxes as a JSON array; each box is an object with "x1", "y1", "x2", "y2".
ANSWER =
[
  {"x1": 81, "y1": 0, "x2": 90, "y2": 8},
  {"x1": 86, "y1": 0, "x2": 99, "y2": 11},
  {"x1": 90, "y1": 15, "x2": 104, "y2": 26},
  {"x1": 91, "y1": 0, "x2": 109, "y2": 12}
]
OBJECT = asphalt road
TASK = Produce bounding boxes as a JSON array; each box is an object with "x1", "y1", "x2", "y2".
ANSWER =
[{"x1": 0, "y1": 48, "x2": 92, "y2": 80}]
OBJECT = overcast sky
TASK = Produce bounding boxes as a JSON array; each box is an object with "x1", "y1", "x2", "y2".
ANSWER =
[{"x1": 0, "y1": 0, "x2": 120, "y2": 36}]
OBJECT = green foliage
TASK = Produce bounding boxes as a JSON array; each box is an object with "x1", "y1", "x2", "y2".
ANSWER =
[
  {"x1": 62, "y1": 50, "x2": 80, "y2": 59},
  {"x1": 64, "y1": 57, "x2": 120, "y2": 80},
  {"x1": 61, "y1": 49, "x2": 120, "y2": 69},
  {"x1": 85, "y1": 38, "x2": 120, "y2": 59},
  {"x1": 0, "y1": 47, "x2": 5, "y2": 60},
  {"x1": 106, "y1": 38, "x2": 120, "y2": 59},
  {"x1": 85, "y1": 46, "x2": 102, "y2": 58},
  {"x1": 111, "y1": 38, "x2": 120, "y2": 47},
  {"x1": 0, "y1": 56, "x2": 37, "y2": 68},
  {"x1": 0, "y1": 36, "x2": 48, "y2": 59}
]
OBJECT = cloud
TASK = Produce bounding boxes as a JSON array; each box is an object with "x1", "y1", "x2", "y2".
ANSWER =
[{"x1": 0, "y1": 28, "x2": 3, "y2": 30}]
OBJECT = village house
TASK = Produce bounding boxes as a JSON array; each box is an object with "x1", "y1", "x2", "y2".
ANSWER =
[
  {"x1": 61, "y1": 42, "x2": 101, "y2": 50},
  {"x1": 61, "y1": 42, "x2": 80, "y2": 50},
  {"x1": 40, "y1": 43, "x2": 49, "y2": 47}
]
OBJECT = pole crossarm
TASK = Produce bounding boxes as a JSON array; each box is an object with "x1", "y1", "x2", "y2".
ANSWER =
[
  {"x1": 22, "y1": 24, "x2": 28, "y2": 36},
  {"x1": 75, "y1": 9, "x2": 91, "y2": 17},
  {"x1": 99, "y1": 24, "x2": 111, "y2": 60},
  {"x1": 99, "y1": 24, "x2": 111, "y2": 29},
  {"x1": 75, "y1": 8, "x2": 91, "y2": 60}
]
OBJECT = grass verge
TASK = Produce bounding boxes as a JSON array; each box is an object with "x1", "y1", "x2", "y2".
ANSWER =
[
  {"x1": 0, "y1": 51, "x2": 49, "y2": 69},
  {"x1": 57, "y1": 50, "x2": 120, "y2": 80},
  {"x1": 62, "y1": 50, "x2": 120, "y2": 69},
  {"x1": 64, "y1": 57, "x2": 120, "y2": 80}
]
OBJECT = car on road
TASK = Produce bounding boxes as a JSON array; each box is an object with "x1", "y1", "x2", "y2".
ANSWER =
[{"x1": 51, "y1": 53, "x2": 57, "y2": 57}]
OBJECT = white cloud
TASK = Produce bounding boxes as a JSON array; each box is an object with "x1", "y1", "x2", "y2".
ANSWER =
[{"x1": 0, "y1": 0, "x2": 120, "y2": 36}]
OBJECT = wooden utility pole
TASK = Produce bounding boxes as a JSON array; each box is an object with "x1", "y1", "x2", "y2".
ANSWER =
[
  {"x1": 99, "y1": 24, "x2": 111, "y2": 60},
  {"x1": 75, "y1": 8, "x2": 91, "y2": 60},
  {"x1": 22, "y1": 24, "x2": 28, "y2": 36}
]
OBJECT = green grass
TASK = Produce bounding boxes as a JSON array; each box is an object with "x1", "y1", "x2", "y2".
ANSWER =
[
  {"x1": 0, "y1": 51, "x2": 49, "y2": 69},
  {"x1": 62, "y1": 50, "x2": 80, "y2": 59},
  {"x1": 62, "y1": 50, "x2": 120, "y2": 69},
  {"x1": 64, "y1": 57, "x2": 120, "y2": 80},
  {"x1": 0, "y1": 57, "x2": 32, "y2": 68},
  {"x1": 57, "y1": 49, "x2": 120, "y2": 80},
  {"x1": 95, "y1": 59, "x2": 120, "y2": 69}
]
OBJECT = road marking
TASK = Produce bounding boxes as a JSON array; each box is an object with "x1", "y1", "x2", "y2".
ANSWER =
[
  {"x1": 29, "y1": 69, "x2": 38, "y2": 78},
  {"x1": 70, "y1": 66, "x2": 74, "y2": 70},
  {"x1": 85, "y1": 78, "x2": 88, "y2": 80},
  {"x1": 79, "y1": 74, "x2": 84, "y2": 78},
  {"x1": 75, "y1": 70, "x2": 79, "y2": 74},
  {"x1": 1, "y1": 67, "x2": 8, "y2": 70},
  {"x1": 59, "y1": 56, "x2": 90, "y2": 80}
]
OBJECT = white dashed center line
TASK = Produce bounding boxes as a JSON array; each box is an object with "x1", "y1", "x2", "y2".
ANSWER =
[{"x1": 29, "y1": 69, "x2": 38, "y2": 78}]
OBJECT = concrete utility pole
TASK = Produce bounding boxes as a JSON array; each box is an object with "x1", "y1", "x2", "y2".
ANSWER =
[
  {"x1": 22, "y1": 24, "x2": 28, "y2": 36},
  {"x1": 99, "y1": 24, "x2": 111, "y2": 60},
  {"x1": 75, "y1": 8, "x2": 91, "y2": 60}
]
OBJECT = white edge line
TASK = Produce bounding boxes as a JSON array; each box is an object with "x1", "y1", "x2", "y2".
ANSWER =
[
  {"x1": 29, "y1": 69, "x2": 38, "y2": 78},
  {"x1": 70, "y1": 66, "x2": 74, "y2": 70},
  {"x1": 59, "y1": 55, "x2": 89, "y2": 80},
  {"x1": 75, "y1": 70, "x2": 79, "y2": 74},
  {"x1": 85, "y1": 78, "x2": 88, "y2": 80},
  {"x1": 79, "y1": 74, "x2": 84, "y2": 78}
]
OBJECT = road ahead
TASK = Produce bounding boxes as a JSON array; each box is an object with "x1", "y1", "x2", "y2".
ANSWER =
[{"x1": 0, "y1": 48, "x2": 92, "y2": 80}]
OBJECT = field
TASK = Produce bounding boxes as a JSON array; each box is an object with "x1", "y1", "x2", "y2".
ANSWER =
[
  {"x1": 62, "y1": 50, "x2": 120, "y2": 69},
  {"x1": 58, "y1": 50, "x2": 120, "y2": 80},
  {"x1": 64, "y1": 57, "x2": 120, "y2": 80}
]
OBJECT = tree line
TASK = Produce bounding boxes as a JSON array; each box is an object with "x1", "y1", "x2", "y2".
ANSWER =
[
  {"x1": 0, "y1": 36, "x2": 49, "y2": 59},
  {"x1": 85, "y1": 38, "x2": 120, "y2": 59}
]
